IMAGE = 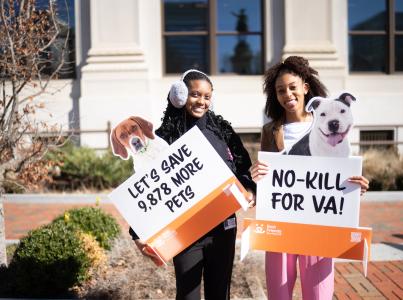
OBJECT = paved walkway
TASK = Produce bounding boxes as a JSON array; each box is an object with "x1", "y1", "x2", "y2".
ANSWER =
[{"x1": 2, "y1": 196, "x2": 402, "y2": 299}]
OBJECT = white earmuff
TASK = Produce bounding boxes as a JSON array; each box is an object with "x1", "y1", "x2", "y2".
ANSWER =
[
  {"x1": 168, "y1": 69, "x2": 211, "y2": 108},
  {"x1": 169, "y1": 81, "x2": 188, "y2": 108}
]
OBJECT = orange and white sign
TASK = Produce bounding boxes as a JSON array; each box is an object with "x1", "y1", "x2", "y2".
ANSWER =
[
  {"x1": 243, "y1": 153, "x2": 372, "y2": 275},
  {"x1": 109, "y1": 126, "x2": 249, "y2": 265}
]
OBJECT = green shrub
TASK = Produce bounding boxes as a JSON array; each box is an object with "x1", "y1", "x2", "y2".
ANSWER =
[
  {"x1": 53, "y1": 207, "x2": 120, "y2": 250},
  {"x1": 46, "y1": 143, "x2": 133, "y2": 190},
  {"x1": 6, "y1": 221, "x2": 91, "y2": 298},
  {"x1": 101, "y1": 150, "x2": 134, "y2": 186},
  {"x1": 0, "y1": 207, "x2": 120, "y2": 297}
]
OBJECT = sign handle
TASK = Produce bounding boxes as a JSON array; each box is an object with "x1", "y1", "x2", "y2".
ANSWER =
[
  {"x1": 362, "y1": 238, "x2": 369, "y2": 277},
  {"x1": 143, "y1": 245, "x2": 167, "y2": 267},
  {"x1": 240, "y1": 226, "x2": 251, "y2": 261},
  {"x1": 224, "y1": 183, "x2": 249, "y2": 211}
]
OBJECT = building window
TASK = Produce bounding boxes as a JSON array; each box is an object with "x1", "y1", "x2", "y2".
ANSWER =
[
  {"x1": 360, "y1": 129, "x2": 395, "y2": 152},
  {"x1": 37, "y1": 0, "x2": 76, "y2": 79},
  {"x1": 348, "y1": 0, "x2": 403, "y2": 73},
  {"x1": 163, "y1": 0, "x2": 263, "y2": 75}
]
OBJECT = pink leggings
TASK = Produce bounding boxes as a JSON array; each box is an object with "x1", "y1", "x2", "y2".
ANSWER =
[{"x1": 265, "y1": 252, "x2": 334, "y2": 300}]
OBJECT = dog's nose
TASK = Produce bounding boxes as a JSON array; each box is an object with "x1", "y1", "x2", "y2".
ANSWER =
[{"x1": 328, "y1": 119, "x2": 339, "y2": 133}]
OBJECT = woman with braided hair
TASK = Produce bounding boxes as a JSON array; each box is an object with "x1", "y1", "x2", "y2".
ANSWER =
[
  {"x1": 249, "y1": 56, "x2": 369, "y2": 299},
  {"x1": 130, "y1": 69, "x2": 256, "y2": 300}
]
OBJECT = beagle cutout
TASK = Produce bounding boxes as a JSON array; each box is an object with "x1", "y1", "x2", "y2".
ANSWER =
[{"x1": 111, "y1": 116, "x2": 168, "y2": 172}]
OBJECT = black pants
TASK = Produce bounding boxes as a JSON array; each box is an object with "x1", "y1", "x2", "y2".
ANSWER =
[{"x1": 173, "y1": 224, "x2": 237, "y2": 300}]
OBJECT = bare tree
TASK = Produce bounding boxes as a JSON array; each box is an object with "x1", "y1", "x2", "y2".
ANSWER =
[{"x1": 0, "y1": 0, "x2": 72, "y2": 265}]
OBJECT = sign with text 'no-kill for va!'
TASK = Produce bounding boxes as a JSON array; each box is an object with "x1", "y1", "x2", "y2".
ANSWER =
[
  {"x1": 109, "y1": 126, "x2": 249, "y2": 265},
  {"x1": 256, "y1": 152, "x2": 362, "y2": 227},
  {"x1": 241, "y1": 152, "x2": 372, "y2": 276}
]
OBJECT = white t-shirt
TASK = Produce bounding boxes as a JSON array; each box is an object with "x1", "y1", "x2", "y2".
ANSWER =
[{"x1": 283, "y1": 121, "x2": 312, "y2": 152}]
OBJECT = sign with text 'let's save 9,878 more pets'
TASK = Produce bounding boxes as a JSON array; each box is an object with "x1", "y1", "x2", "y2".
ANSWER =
[{"x1": 109, "y1": 126, "x2": 249, "y2": 265}]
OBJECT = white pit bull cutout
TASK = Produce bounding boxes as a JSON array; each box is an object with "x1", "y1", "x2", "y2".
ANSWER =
[{"x1": 289, "y1": 92, "x2": 356, "y2": 157}]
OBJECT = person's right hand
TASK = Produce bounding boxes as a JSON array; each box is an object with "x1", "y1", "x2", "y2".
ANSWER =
[
  {"x1": 249, "y1": 160, "x2": 269, "y2": 183},
  {"x1": 134, "y1": 239, "x2": 160, "y2": 261}
]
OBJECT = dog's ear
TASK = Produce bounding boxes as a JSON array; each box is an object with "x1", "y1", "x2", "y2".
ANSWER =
[
  {"x1": 110, "y1": 127, "x2": 129, "y2": 159},
  {"x1": 306, "y1": 97, "x2": 323, "y2": 112},
  {"x1": 337, "y1": 93, "x2": 356, "y2": 107},
  {"x1": 131, "y1": 116, "x2": 155, "y2": 139}
]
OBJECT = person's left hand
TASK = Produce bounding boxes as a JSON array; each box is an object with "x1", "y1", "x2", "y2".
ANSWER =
[
  {"x1": 348, "y1": 176, "x2": 369, "y2": 195},
  {"x1": 246, "y1": 190, "x2": 256, "y2": 208}
]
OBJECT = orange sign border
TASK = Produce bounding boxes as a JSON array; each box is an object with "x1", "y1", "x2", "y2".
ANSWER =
[
  {"x1": 241, "y1": 218, "x2": 372, "y2": 274},
  {"x1": 146, "y1": 177, "x2": 248, "y2": 264}
]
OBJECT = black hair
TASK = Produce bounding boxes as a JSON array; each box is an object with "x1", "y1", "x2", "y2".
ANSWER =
[
  {"x1": 182, "y1": 70, "x2": 213, "y2": 90},
  {"x1": 262, "y1": 56, "x2": 328, "y2": 122}
]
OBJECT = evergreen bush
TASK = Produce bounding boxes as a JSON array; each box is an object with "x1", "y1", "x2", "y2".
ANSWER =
[
  {"x1": 53, "y1": 207, "x2": 120, "y2": 250},
  {"x1": 46, "y1": 143, "x2": 133, "y2": 190},
  {"x1": 6, "y1": 221, "x2": 91, "y2": 297}
]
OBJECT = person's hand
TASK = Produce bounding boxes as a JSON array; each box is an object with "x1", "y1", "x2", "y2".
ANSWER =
[
  {"x1": 348, "y1": 175, "x2": 369, "y2": 196},
  {"x1": 246, "y1": 190, "x2": 256, "y2": 208},
  {"x1": 134, "y1": 239, "x2": 159, "y2": 260},
  {"x1": 249, "y1": 160, "x2": 269, "y2": 183}
]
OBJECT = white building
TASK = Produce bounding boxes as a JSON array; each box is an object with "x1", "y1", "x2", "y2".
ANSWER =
[{"x1": 43, "y1": 0, "x2": 403, "y2": 154}]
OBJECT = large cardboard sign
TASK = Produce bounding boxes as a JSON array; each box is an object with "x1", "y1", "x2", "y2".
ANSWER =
[
  {"x1": 256, "y1": 152, "x2": 362, "y2": 228},
  {"x1": 242, "y1": 93, "x2": 372, "y2": 275},
  {"x1": 109, "y1": 126, "x2": 249, "y2": 264}
]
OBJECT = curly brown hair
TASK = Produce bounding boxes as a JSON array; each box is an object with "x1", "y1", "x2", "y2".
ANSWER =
[{"x1": 263, "y1": 56, "x2": 328, "y2": 122}]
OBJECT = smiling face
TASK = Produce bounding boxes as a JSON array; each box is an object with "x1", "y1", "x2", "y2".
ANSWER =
[
  {"x1": 275, "y1": 72, "x2": 309, "y2": 120},
  {"x1": 185, "y1": 79, "x2": 212, "y2": 118}
]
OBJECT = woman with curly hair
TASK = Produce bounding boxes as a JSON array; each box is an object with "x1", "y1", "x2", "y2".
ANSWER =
[
  {"x1": 249, "y1": 56, "x2": 369, "y2": 299},
  {"x1": 131, "y1": 69, "x2": 256, "y2": 300}
]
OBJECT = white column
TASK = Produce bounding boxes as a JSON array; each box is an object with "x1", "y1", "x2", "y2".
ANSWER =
[
  {"x1": 82, "y1": 0, "x2": 147, "y2": 77},
  {"x1": 282, "y1": 0, "x2": 346, "y2": 75},
  {"x1": 79, "y1": 0, "x2": 152, "y2": 149}
]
